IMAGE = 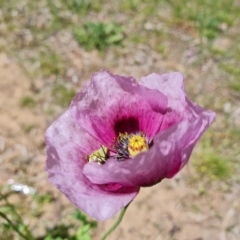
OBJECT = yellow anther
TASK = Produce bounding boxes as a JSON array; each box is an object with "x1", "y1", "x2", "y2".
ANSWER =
[
  {"x1": 128, "y1": 135, "x2": 148, "y2": 157},
  {"x1": 119, "y1": 132, "x2": 128, "y2": 140},
  {"x1": 87, "y1": 145, "x2": 108, "y2": 165}
]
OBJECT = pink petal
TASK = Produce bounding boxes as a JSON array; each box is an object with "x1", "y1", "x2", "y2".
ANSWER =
[
  {"x1": 139, "y1": 72, "x2": 211, "y2": 131},
  {"x1": 45, "y1": 110, "x2": 139, "y2": 220},
  {"x1": 83, "y1": 109, "x2": 215, "y2": 187},
  {"x1": 139, "y1": 72, "x2": 185, "y2": 112},
  {"x1": 70, "y1": 70, "x2": 168, "y2": 146},
  {"x1": 139, "y1": 72, "x2": 186, "y2": 130}
]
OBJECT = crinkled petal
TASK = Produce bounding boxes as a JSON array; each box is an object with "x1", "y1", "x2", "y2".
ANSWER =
[
  {"x1": 139, "y1": 72, "x2": 212, "y2": 131},
  {"x1": 139, "y1": 72, "x2": 187, "y2": 131},
  {"x1": 140, "y1": 72, "x2": 185, "y2": 112},
  {"x1": 45, "y1": 110, "x2": 139, "y2": 220},
  {"x1": 83, "y1": 109, "x2": 215, "y2": 187},
  {"x1": 70, "y1": 70, "x2": 168, "y2": 145}
]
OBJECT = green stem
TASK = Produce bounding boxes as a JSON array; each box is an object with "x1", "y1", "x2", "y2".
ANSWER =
[
  {"x1": 0, "y1": 211, "x2": 31, "y2": 240},
  {"x1": 101, "y1": 203, "x2": 130, "y2": 240},
  {"x1": 0, "y1": 192, "x2": 35, "y2": 240}
]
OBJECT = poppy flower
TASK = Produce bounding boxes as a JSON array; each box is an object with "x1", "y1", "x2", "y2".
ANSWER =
[{"x1": 45, "y1": 70, "x2": 215, "y2": 220}]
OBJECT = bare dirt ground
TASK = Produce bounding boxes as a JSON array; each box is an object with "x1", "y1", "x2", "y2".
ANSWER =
[{"x1": 0, "y1": 1, "x2": 240, "y2": 240}]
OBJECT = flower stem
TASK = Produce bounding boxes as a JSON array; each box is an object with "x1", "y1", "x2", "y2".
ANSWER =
[
  {"x1": 101, "y1": 203, "x2": 130, "y2": 240},
  {"x1": 0, "y1": 211, "x2": 32, "y2": 240}
]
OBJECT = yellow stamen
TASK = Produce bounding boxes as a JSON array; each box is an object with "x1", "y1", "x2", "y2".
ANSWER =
[
  {"x1": 128, "y1": 135, "x2": 148, "y2": 157},
  {"x1": 87, "y1": 145, "x2": 108, "y2": 165}
]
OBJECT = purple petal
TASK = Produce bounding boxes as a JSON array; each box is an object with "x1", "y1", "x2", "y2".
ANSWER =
[
  {"x1": 70, "y1": 70, "x2": 168, "y2": 145},
  {"x1": 140, "y1": 72, "x2": 185, "y2": 112},
  {"x1": 45, "y1": 110, "x2": 139, "y2": 220},
  {"x1": 139, "y1": 72, "x2": 213, "y2": 131},
  {"x1": 83, "y1": 109, "x2": 215, "y2": 187},
  {"x1": 139, "y1": 72, "x2": 186, "y2": 130}
]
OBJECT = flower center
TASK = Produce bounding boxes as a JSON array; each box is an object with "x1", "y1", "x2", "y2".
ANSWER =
[
  {"x1": 128, "y1": 135, "x2": 148, "y2": 157},
  {"x1": 114, "y1": 132, "x2": 149, "y2": 161},
  {"x1": 87, "y1": 145, "x2": 108, "y2": 165}
]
